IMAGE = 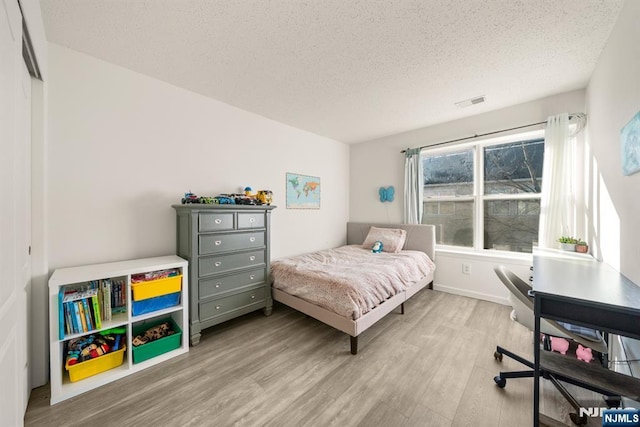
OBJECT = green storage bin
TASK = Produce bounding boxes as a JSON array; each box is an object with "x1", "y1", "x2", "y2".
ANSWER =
[{"x1": 132, "y1": 317, "x2": 182, "y2": 364}]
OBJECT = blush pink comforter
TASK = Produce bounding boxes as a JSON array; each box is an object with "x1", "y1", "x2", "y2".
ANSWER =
[{"x1": 271, "y1": 245, "x2": 435, "y2": 320}]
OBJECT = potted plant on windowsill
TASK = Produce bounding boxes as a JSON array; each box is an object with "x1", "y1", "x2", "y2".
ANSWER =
[
  {"x1": 576, "y1": 240, "x2": 589, "y2": 254},
  {"x1": 557, "y1": 236, "x2": 578, "y2": 251}
]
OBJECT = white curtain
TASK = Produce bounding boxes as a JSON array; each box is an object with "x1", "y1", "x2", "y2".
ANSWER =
[
  {"x1": 403, "y1": 148, "x2": 423, "y2": 224},
  {"x1": 538, "y1": 113, "x2": 574, "y2": 248}
]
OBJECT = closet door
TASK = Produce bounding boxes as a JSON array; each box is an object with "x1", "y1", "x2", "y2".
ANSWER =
[
  {"x1": 0, "y1": 0, "x2": 26, "y2": 424},
  {"x1": 17, "y1": 59, "x2": 33, "y2": 412}
]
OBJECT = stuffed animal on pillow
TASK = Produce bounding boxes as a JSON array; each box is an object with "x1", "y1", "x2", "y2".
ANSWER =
[{"x1": 372, "y1": 241, "x2": 384, "y2": 253}]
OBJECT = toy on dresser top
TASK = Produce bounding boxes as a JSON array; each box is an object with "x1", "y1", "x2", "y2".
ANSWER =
[{"x1": 180, "y1": 188, "x2": 273, "y2": 206}]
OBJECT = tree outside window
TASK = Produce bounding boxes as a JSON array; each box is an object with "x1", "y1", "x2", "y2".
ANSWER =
[{"x1": 422, "y1": 137, "x2": 544, "y2": 253}]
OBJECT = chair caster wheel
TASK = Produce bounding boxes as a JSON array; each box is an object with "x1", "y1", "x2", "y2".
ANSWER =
[
  {"x1": 569, "y1": 412, "x2": 587, "y2": 425},
  {"x1": 494, "y1": 376, "x2": 506, "y2": 388},
  {"x1": 494, "y1": 351, "x2": 503, "y2": 362}
]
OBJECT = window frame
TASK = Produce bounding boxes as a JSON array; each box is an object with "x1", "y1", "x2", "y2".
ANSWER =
[{"x1": 422, "y1": 129, "x2": 545, "y2": 254}]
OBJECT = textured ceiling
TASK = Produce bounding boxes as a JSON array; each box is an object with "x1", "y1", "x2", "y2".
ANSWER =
[{"x1": 39, "y1": 0, "x2": 624, "y2": 144}]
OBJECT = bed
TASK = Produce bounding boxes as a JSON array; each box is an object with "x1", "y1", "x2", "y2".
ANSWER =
[{"x1": 271, "y1": 222, "x2": 436, "y2": 354}]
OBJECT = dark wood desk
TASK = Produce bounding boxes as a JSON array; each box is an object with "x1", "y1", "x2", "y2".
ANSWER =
[{"x1": 532, "y1": 250, "x2": 640, "y2": 426}]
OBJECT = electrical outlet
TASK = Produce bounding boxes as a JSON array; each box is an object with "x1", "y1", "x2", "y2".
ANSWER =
[{"x1": 462, "y1": 263, "x2": 471, "y2": 275}]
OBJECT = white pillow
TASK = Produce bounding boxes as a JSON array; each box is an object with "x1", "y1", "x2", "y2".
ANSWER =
[{"x1": 362, "y1": 227, "x2": 407, "y2": 253}]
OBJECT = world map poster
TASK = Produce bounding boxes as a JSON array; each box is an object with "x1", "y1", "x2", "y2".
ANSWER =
[{"x1": 286, "y1": 172, "x2": 320, "y2": 209}]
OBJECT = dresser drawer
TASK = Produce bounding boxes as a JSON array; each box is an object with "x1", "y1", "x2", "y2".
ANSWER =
[
  {"x1": 199, "y1": 286, "x2": 266, "y2": 321},
  {"x1": 199, "y1": 268, "x2": 266, "y2": 299},
  {"x1": 199, "y1": 231, "x2": 265, "y2": 255},
  {"x1": 237, "y1": 212, "x2": 265, "y2": 229},
  {"x1": 199, "y1": 250, "x2": 265, "y2": 277},
  {"x1": 199, "y1": 212, "x2": 234, "y2": 232}
]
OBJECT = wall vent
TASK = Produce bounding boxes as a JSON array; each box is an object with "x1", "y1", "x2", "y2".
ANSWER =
[{"x1": 455, "y1": 95, "x2": 486, "y2": 108}]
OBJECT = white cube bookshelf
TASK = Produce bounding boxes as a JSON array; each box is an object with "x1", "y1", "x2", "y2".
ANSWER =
[{"x1": 48, "y1": 255, "x2": 189, "y2": 405}]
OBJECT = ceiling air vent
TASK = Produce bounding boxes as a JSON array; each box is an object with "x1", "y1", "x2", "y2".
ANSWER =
[{"x1": 455, "y1": 95, "x2": 486, "y2": 108}]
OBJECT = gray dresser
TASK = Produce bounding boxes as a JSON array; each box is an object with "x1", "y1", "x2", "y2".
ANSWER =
[{"x1": 172, "y1": 204, "x2": 276, "y2": 345}]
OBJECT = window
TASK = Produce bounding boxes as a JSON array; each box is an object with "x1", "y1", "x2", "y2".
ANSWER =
[{"x1": 422, "y1": 132, "x2": 544, "y2": 253}]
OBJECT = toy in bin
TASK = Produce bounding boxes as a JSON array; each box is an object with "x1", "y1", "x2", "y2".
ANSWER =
[
  {"x1": 65, "y1": 328, "x2": 125, "y2": 366},
  {"x1": 132, "y1": 321, "x2": 176, "y2": 347},
  {"x1": 64, "y1": 328, "x2": 126, "y2": 382}
]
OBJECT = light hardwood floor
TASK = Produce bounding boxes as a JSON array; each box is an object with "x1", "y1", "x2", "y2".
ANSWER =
[{"x1": 25, "y1": 290, "x2": 600, "y2": 426}]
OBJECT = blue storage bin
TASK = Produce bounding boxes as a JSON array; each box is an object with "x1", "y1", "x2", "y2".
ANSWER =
[{"x1": 132, "y1": 292, "x2": 180, "y2": 316}]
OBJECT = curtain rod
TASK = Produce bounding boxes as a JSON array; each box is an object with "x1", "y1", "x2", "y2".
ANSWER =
[{"x1": 400, "y1": 113, "x2": 581, "y2": 154}]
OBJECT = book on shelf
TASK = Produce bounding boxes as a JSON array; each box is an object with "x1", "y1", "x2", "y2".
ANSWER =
[
  {"x1": 90, "y1": 294, "x2": 102, "y2": 329},
  {"x1": 63, "y1": 302, "x2": 71, "y2": 335},
  {"x1": 60, "y1": 284, "x2": 108, "y2": 337},
  {"x1": 58, "y1": 289, "x2": 65, "y2": 339},
  {"x1": 95, "y1": 280, "x2": 104, "y2": 322},
  {"x1": 63, "y1": 288, "x2": 98, "y2": 303},
  {"x1": 58, "y1": 276, "x2": 131, "y2": 338},
  {"x1": 72, "y1": 302, "x2": 82, "y2": 333},
  {"x1": 66, "y1": 302, "x2": 76, "y2": 334},
  {"x1": 101, "y1": 279, "x2": 112, "y2": 321},
  {"x1": 81, "y1": 299, "x2": 93, "y2": 330},
  {"x1": 111, "y1": 278, "x2": 126, "y2": 315},
  {"x1": 77, "y1": 301, "x2": 88, "y2": 332}
]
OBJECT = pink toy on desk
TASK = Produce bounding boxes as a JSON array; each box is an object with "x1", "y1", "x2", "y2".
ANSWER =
[
  {"x1": 576, "y1": 344, "x2": 593, "y2": 362},
  {"x1": 550, "y1": 336, "x2": 570, "y2": 355}
]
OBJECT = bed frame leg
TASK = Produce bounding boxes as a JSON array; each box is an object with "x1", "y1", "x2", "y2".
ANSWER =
[
  {"x1": 401, "y1": 303, "x2": 405, "y2": 315},
  {"x1": 350, "y1": 336, "x2": 358, "y2": 355}
]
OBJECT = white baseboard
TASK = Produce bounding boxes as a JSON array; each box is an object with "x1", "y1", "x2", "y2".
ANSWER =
[{"x1": 433, "y1": 283, "x2": 510, "y2": 306}]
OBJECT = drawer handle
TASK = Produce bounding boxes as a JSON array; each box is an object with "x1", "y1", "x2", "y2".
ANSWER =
[
  {"x1": 249, "y1": 217, "x2": 256, "y2": 223},
  {"x1": 215, "y1": 283, "x2": 221, "y2": 288},
  {"x1": 250, "y1": 275, "x2": 255, "y2": 280},
  {"x1": 215, "y1": 240, "x2": 222, "y2": 246},
  {"x1": 250, "y1": 295, "x2": 255, "y2": 299},
  {"x1": 249, "y1": 256, "x2": 256, "y2": 261},
  {"x1": 214, "y1": 218, "x2": 222, "y2": 224},
  {"x1": 249, "y1": 237, "x2": 256, "y2": 242},
  {"x1": 216, "y1": 305, "x2": 221, "y2": 310},
  {"x1": 215, "y1": 262, "x2": 222, "y2": 267}
]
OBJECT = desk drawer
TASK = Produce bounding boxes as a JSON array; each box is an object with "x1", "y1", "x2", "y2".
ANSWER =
[
  {"x1": 198, "y1": 250, "x2": 264, "y2": 277},
  {"x1": 199, "y1": 213, "x2": 234, "y2": 232},
  {"x1": 199, "y1": 231, "x2": 264, "y2": 255},
  {"x1": 199, "y1": 287, "x2": 266, "y2": 321},
  {"x1": 237, "y1": 212, "x2": 265, "y2": 229},
  {"x1": 199, "y1": 269, "x2": 266, "y2": 299}
]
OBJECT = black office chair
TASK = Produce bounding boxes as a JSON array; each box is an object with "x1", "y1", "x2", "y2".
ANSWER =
[{"x1": 492, "y1": 265, "x2": 618, "y2": 425}]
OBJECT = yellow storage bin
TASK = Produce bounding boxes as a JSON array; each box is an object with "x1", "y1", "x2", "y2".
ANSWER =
[
  {"x1": 65, "y1": 346, "x2": 126, "y2": 383},
  {"x1": 131, "y1": 275, "x2": 182, "y2": 301}
]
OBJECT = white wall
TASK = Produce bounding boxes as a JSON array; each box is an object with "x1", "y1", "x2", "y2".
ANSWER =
[
  {"x1": 350, "y1": 89, "x2": 586, "y2": 223},
  {"x1": 350, "y1": 90, "x2": 586, "y2": 303},
  {"x1": 41, "y1": 43, "x2": 349, "y2": 387},
  {"x1": 47, "y1": 43, "x2": 349, "y2": 272},
  {"x1": 585, "y1": 0, "x2": 640, "y2": 284}
]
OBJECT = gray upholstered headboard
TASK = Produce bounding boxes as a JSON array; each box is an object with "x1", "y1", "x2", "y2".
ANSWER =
[{"x1": 346, "y1": 222, "x2": 436, "y2": 261}]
